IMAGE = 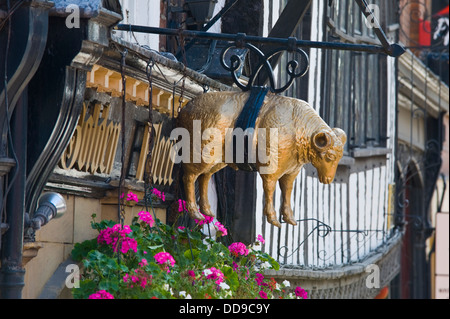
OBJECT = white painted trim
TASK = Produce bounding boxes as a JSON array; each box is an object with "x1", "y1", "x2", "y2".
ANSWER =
[{"x1": 116, "y1": 0, "x2": 160, "y2": 50}]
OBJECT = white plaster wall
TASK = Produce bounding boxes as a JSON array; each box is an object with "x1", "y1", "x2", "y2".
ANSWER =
[
  {"x1": 116, "y1": 0, "x2": 161, "y2": 50},
  {"x1": 308, "y1": 0, "x2": 325, "y2": 113},
  {"x1": 254, "y1": 0, "x2": 396, "y2": 268},
  {"x1": 208, "y1": 0, "x2": 225, "y2": 33}
]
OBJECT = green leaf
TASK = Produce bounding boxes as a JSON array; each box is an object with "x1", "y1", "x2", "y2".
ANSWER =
[
  {"x1": 199, "y1": 249, "x2": 213, "y2": 264},
  {"x1": 105, "y1": 257, "x2": 118, "y2": 270},
  {"x1": 71, "y1": 239, "x2": 98, "y2": 262},
  {"x1": 184, "y1": 249, "x2": 200, "y2": 260},
  {"x1": 73, "y1": 279, "x2": 96, "y2": 299},
  {"x1": 265, "y1": 255, "x2": 280, "y2": 270},
  {"x1": 223, "y1": 266, "x2": 239, "y2": 291},
  {"x1": 147, "y1": 244, "x2": 164, "y2": 250},
  {"x1": 98, "y1": 278, "x2": 119, "y2": 292},
  {"x1": 88, "y1": 250, "x2": 104, "y2": 261},
  {"x1": 147, "y1": 261, "x2": 162, "y2": 274},
  {"x1": 119, "y1": 264, "x2": 129, "y2": 273}
]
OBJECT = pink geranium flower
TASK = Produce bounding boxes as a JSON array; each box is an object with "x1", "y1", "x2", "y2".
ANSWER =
[
  {"x1": 295, "y1": 286, "x2": 308, "y2": 299},
  {"x1": 88, "y1": 290, "x2": 114, "y2": 299},
  {"x1": 138, "y1": 210, "x2": 155, "y2": 227},
  {"x1": 151, "y1": 188, "x2": 165, "y2": 201},
  {"x1": 119, "y1": 237, "x2": 138, "y2": 254},
  {"x1": 228, "y1": 242, "x2": 249, "y2": 257},
  {"x1": 123, "y1": 269, "x2": 152, "y2": 289},
  {"x1": 121, "y1": 191, "x2": 139, "y2": 203},
  {"x1": 139, "y1": 258, "x2": 148, "y2": 267},
  {"x1": 154, "y1": 252, "x2": 176, "y2": 272},
  {"x1": 194, "y1": 214, "x2": 214, "y2": 226},
  {"x1": 178, "y1": 199, "x2": 187, "y2": 212},
  {"x1": 257, "y1": 234, "x2": 265, "y2": 244},
  {"x1": 255, "y1": 273, "x2": 266, "y2": 286},
  {"x1": 203, "y1": 267, "x2": 225, "y2": 285},
  {"x1": 214, "y1": 221, "x2": 228, "y2": 236},
  {"x1": 97, "y1": 224, "x2": 136, "y2": 254}
]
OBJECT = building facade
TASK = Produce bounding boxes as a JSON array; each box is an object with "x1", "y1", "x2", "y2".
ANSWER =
[
  {"x1": 0, "y1": 0, "x2": 447, "y2": 299},
  {"x1": 391, "y1": 0, "x2": 449, "y2": 299}
]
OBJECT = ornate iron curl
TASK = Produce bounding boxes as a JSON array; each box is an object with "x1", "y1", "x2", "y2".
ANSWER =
[
  {"x1": 220, "y1": 36, "x2": 309, "y2": 94},
  {"x1": 278, "y1": 218, "x2": 331, "y2": 260}
]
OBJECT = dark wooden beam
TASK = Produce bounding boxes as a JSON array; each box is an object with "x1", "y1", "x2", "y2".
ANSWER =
[
  {"x1": 256, "y1": 0, "x2": 312, "y2": 84},
  {"x1": 266, "y1": 0, "x2": 312, "y2": 40}
]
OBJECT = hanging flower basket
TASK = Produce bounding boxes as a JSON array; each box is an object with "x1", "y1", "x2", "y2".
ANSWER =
[{"x1": 71, "y1": 191, "x2": 308, "y2": 299}]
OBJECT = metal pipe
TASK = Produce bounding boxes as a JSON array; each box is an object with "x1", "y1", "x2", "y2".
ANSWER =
[
  {"x1": 200, "y1": 0, "x2": 239, "y2": 32},
  {"x1": 115, "y1": 24, "x2": 405, "y2": 57},
  {"x1": 354, "y1": 0, "x2": 392, "y2": 52},
  {"x1": 0, "y1": 89, "x2": 27, "y2": 299},
  {"x1": 176, "y1": 0, "x2": 240, "y2": 59}
]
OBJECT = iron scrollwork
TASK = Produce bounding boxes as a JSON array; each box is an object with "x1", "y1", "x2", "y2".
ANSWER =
[
  {"x1": 277, "y1": 218, "x2": 386, "y2": 261},
  {"x1": 220, "y1": 35, "x2": 309, "y2": 94},
  {"x1": 278, "y1": 218, "x2": 331, "y2": 260}
]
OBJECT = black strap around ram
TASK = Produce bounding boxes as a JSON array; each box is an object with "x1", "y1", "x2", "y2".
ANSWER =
[{"x1": 233, "y1": 86, "x2": 269, "y2": 171}]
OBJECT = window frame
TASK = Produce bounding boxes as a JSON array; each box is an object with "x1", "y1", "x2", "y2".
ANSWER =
[{"x1": 321, "y1": 0, "x2": 391, "y2": 155}]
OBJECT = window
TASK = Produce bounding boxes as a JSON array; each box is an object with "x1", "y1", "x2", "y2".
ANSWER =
[{"x1": 321, "y1": 0, "x2": 391, "y2": 154}]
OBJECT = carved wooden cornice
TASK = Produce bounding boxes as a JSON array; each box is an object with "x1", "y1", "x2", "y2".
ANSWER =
[
  {"x1": 86, "y1": 64, "x2": 189, "y2": 116},
  {"x1": 104, "y1": 35, "x2": 234, "y2": 99}
]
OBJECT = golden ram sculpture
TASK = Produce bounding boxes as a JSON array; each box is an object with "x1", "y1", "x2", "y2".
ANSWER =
[{"x1": 175, "y1": 91, "x2": 346, "y2": 228}]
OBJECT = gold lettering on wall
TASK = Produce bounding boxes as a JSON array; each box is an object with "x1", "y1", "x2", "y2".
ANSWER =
[
  {"x1": 136, "y1": 123, "x2": 175, "y2": 186},
  {"x1": 60, "y1": 102, "x2": 121, "y2": 174}
]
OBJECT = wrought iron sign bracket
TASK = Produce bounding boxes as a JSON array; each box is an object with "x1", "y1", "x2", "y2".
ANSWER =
[{"x1": 114, "y1": 24, "x2": 405, "y2": 92}]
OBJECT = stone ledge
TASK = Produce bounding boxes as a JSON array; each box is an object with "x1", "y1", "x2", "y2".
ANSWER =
[
  {"x1": 264, "y1": 231, "x2": 403, "y2": 299},
  {"x1": 38, "y1": 257, "x2": 80, "y2": 299},
  {"x1": 352, "y1": 147, "x2": 392, "y2": 158}
]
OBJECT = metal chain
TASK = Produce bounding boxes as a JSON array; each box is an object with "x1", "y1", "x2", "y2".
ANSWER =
[
  {"x1": 171, "y1": 32, "x2": 188, "y2": 211},
  {"x1": 143, "y1": 57, "x2": 165, "y2": 240},
  {"x1": 178, "y1": 77, "x2": 185, "y2": 116},
  {"x1": 173, "y1": 33, "x2": 195, "y2": 260},
  {"x1": 119, "y1": 48, "x2": 128, "y2": 226},
  {"x1": 145, "y1": 58, "x2": 155, "y2": 191}
]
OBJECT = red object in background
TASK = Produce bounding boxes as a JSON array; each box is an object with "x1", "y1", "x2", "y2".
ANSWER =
[
  {"x1": 435, "y1": 6, "x2": 449, "y2": 16},
  {"x1": 419, "y1": 20, "x2": 432, "y2": 46},
  {"x1": 375, "y1": 286, "x2": 389, "y2": 299},
  {"x1": 419, "y1": 5, "x2": 449, "y2": 47}
]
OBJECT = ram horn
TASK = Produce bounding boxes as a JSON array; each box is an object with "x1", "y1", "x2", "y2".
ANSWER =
[{"x1": 312, "y1": 130, "x2": 332, "y2": 152}]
